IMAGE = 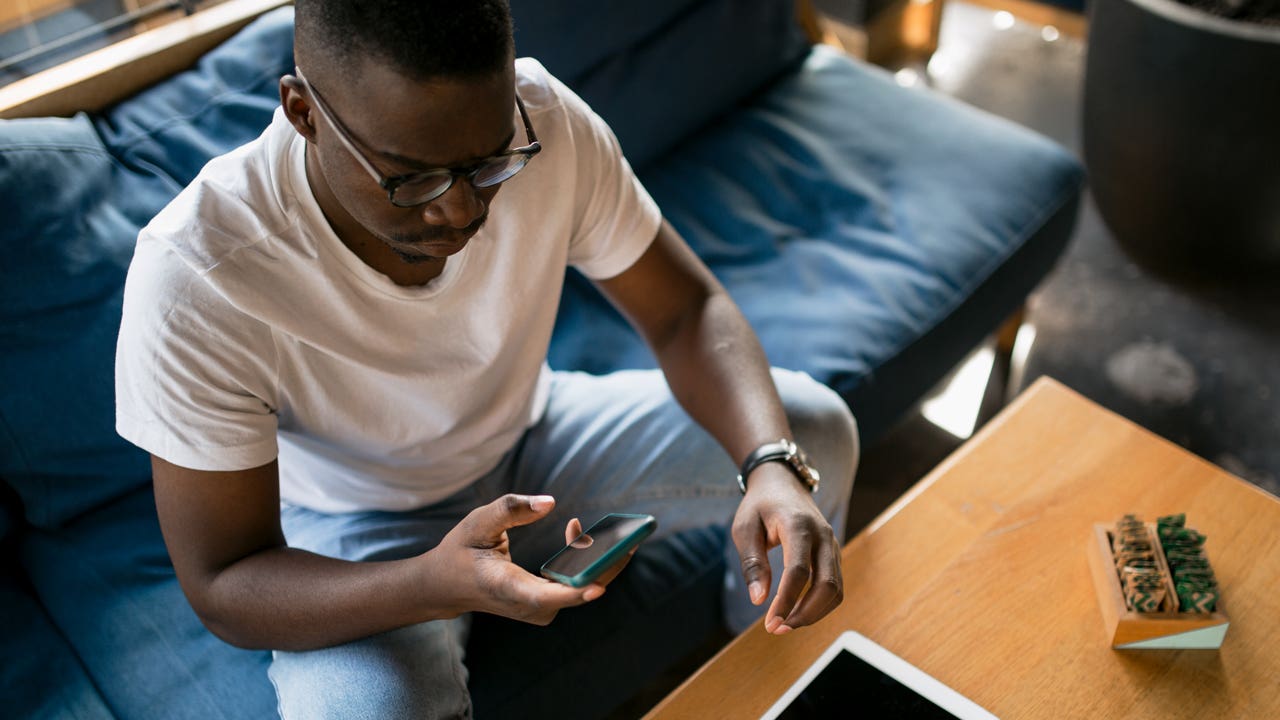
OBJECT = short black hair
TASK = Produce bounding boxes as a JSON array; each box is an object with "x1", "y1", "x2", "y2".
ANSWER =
[{"x1": 295, "y1": 0, "x2": 513, "y2": 81}]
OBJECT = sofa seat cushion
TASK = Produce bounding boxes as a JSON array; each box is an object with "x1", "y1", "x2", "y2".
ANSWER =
[
  {"x1": 21, "y1": 484, "x2": 726, "y2": 719},
  {"x1": 20, "y1": 487, "x2": 277, "y2": 720},
  {"x1": 549, "y1": 45, "x2": 1084, "y2": 443},
  {"x1": 0, "y1": 557, "x2": 114, "y2": 720}
]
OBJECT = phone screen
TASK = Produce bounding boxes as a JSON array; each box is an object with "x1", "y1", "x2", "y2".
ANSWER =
[{"x1": 542, "y1": 514, "x2": 654, "y2": 583}]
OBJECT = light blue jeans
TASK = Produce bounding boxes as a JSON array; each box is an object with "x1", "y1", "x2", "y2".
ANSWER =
[{"x1": 268, "y1": 368, "x2": 858, "y2": 719}]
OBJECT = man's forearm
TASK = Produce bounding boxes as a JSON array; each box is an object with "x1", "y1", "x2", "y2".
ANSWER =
[
  {"x1": 650, "y1": 288, "x2": 793, "y2": 465},
  {"x1": 194, "y1": 546, "x2": 443, "y2": 651},
  {"x1": 597, "y1": 224, "x2": 848, "y2": 631}
]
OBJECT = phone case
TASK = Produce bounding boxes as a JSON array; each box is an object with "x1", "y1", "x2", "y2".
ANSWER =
[{"x1": 540, "y1": 513, "x2": 656, "y2": 587}]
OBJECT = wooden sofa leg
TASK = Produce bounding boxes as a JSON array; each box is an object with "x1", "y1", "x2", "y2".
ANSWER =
[
  {"x1": 865, "y1": 0, "x2": 947, "y2": 67},
  {"x1": 996, "y1": 305, "x2": 1025, "y2": 358},
  {"x1": 976, "y1": 305, "x2": 1029, "y2": 425},
  {"x1": 796, "y1": 0, "x2": 945, "y2": 65}
]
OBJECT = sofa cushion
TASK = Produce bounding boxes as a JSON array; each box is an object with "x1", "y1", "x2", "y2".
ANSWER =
[
  {"x1": 0, "y1": 7, "x2": 294, "y2": 529},
  {"x1": 0, "y1": 113, "x2": 155, "y2": 529},
  {"x1": 0, "y1": 557, "x2": 115, "y2": 720},
  {"x1": 511, "y1": 0, "x2": 809, "y2": 171},
  {"x1": 549, "y1": 45, "x2": 1084, "y2": 443},
  {"x1": 509, "y1": 0, "x2": 703, "y2": 85},
  {"x1": 91, "y1": 7, "x2": 294, "y2": 190},
  {"x1": 21, "y1": 487, "x2": 278, "y2": 720}
]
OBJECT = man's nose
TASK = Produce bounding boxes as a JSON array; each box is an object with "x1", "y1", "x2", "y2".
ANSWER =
[{"x1": 421, "y1": 178, "x2": 485, "y2": 228}]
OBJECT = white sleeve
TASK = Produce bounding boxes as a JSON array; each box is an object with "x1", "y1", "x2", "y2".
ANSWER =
[
  {"x1": 115, "y1": 237, "x2": 279, "y2": 472},
  {"x1": 558, "y1": 81, "x2": 663, "y2": 280}
]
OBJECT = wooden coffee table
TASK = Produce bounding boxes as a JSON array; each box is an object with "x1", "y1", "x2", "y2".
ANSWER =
[{"x1": 646, "y1": 377, "x2": 1280, "y2": 718}]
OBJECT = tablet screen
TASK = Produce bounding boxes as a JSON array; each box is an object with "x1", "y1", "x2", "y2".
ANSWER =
[
  {"x1": 762, "y1": 632, "x2": 998, "y2": 720},
  {"x1": 776, "y1": 649, "x2": 961, "y2": 719}
]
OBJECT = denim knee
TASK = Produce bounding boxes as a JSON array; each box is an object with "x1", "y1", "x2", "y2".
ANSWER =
[{"x1": 269, "y1": 617, "x2": 472, "y2": 720}]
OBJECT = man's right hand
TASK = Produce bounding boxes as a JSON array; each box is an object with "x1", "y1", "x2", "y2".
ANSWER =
[
  {"x1": 153, "y1": 456, "x2": 616, "y2": 650},
  {"x1": 422, "y1": 494, "x2": 606, "y2": 626}
]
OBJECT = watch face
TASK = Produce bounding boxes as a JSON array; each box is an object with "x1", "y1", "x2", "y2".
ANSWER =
[{"x1": 786, "y1": 454, "x2": 820, "y2": 491}]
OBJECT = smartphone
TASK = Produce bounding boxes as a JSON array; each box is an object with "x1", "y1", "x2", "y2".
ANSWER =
[{"x1": 540, "y1": 513, "x2": 657, "y2": 588}]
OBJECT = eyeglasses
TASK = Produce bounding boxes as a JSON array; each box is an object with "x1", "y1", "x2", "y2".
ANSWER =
[{"x1": 294, "y1": 67, "x2": 541, "y2": 208}]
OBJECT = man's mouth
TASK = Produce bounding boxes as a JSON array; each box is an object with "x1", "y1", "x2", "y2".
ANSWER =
[{"x1": 391, "y1": 215, "x2": 487, "y2": 248}]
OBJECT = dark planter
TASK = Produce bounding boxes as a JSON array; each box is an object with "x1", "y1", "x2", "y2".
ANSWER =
[{"x1": 1083, "y1": 0, "x2": 1280, "y2": 280}]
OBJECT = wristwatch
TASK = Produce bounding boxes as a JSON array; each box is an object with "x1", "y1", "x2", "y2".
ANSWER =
[{"x1": 736, "y1": 438, "x2": 821, "y2": 494}]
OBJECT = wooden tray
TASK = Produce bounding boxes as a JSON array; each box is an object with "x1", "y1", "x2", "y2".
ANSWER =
[{"x1": 1087, "y1": 522, "x2": 1229, "y2": 649}]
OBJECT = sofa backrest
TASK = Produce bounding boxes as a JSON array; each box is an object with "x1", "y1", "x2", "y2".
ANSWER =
[{"x1": 510, "y1": 0, "x2": 809, "y2": 171}]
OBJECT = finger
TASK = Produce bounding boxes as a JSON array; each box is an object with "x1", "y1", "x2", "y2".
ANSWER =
[
  {"x1": 470, "y1": 494, "x2": 556, "y2": 540},
  {"x1": 530, "y1": 578, "x2": 594, "y2": 606},
  {"x1": 516, "y1": 574, "x2": 603, "y2": 618},
  {"x1": 731, "y1": 515, "x2": 772, "y2": 609},
  {"x1": 506, "y1": 562, "x2": 592, "y2": 601},
  {"x1": 764, "y1": 522, "x2": 814, "y2": 634},
  {"x1": 564, "y1": 517, "x2": 583, "y2": 545},
  {"x1": 781, "y1": 528, "x2": 843, "y2": 629},
  {"x1": 591, "y1": 546, "x2": 638, "y2": 588}
]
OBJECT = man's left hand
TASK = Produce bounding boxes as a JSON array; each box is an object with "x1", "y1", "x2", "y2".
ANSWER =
[{"x1": 731, "y1": 463, "x2": 844, "y2": 634}]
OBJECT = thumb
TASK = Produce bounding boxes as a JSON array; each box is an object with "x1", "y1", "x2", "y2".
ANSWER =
[{"x1": 470, "y1": 494, "x2": 556, "y2": 538}]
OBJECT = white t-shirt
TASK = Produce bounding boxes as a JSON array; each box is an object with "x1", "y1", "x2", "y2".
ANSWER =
[{"x1": 115, "y1": 59, "x2": 661, "y2": 513}]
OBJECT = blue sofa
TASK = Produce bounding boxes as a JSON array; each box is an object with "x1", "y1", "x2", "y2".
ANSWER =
[{"x1": 0, "y1": 2, "x2": 1083, "y2": 718}]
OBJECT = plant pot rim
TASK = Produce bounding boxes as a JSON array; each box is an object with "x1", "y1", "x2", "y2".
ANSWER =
[{"x1": 1118, "y1": 0, "x2": 1280, "y2": 42}]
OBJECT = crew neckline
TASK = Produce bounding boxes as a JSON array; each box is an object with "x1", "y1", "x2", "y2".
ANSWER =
[{"x1": 284, "y1": 123, "x2": 471, "y2": 301}]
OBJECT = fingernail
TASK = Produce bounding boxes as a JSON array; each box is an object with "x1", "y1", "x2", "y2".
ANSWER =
[
  {"x1": 775, "y1": 624, "x2": 793, "y2": 635},
  {"x1": 749, "y1": 582, "x2": 765, "y2": 604},
  {"x1": 529, "y1": 495, "x2": 554, "y2": 512},
  {"x1": 764, "y1": 615, "x2": 779, "y2": 633},
  {"x1": 583, "y1": 586, "x2": 604, "y2": 601}
]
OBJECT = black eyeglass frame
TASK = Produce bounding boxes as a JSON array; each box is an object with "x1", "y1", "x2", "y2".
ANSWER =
[{"x1": 294, "y1": 66, "x2": 542, "y2": 208}]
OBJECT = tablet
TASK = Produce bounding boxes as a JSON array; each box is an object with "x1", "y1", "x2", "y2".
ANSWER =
[{"x1": 760, "y1": 631, "x2": 999, "y2": 719}]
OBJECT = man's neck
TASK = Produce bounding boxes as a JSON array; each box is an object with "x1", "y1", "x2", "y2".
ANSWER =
[{"x1": 304, "y1": 149, "x2": 446, "y2": 287}]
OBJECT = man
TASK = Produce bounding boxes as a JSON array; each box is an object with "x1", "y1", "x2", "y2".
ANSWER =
[{"x1": 115, "y1": 1, "x2": 858, "y2": 717}]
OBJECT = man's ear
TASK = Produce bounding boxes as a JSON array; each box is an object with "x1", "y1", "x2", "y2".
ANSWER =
[{"x1": 279, "y1": 76, "x2": 318, "y2": 143}]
